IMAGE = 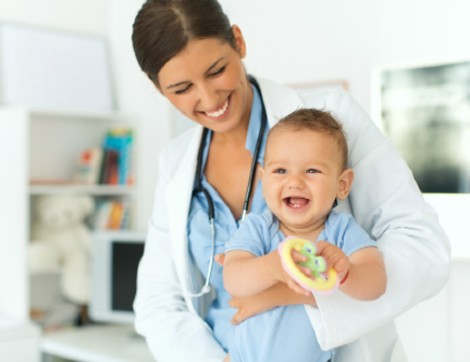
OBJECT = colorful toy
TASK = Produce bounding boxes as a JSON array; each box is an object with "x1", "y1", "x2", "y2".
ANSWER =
[{"x1": 278, "y1": 237, "x2": 338, "y2": 292}]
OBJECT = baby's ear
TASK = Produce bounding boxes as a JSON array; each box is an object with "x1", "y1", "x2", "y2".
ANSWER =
[{"x1": 337, "y1": 168, "x2": 354, "y2": 200}]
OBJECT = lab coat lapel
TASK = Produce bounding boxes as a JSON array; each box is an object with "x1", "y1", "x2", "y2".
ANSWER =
[
  {"x1": 257, "y1": 77, "x2": 304, "y2": 127},
  {"x1": 166, "y1": 127, "x2": 203, "y2": 292}
]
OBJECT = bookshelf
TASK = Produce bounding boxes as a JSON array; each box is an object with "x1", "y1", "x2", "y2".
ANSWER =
[
  {"x1": 0, "y1": 106, "x2": 139, "y2": 324},
  {"x1": 29, "y1": 184, "x2": 134, "y2": 196}
]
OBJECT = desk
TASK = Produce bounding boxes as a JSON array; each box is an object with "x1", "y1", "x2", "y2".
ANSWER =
[
  {"x1": 0, "y1": 321, "x2": 41, "y2": 362},
  {"x1": 42, "y1": 324, "x2": 154, "y2": 362}
]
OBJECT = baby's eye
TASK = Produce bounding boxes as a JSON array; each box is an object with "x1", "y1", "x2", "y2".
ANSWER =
[
  {"x1": 273, "y1": 168, "x2": 287, "y2": 174},
  {"x1": 306, "y1": 168, "x2": 320, "y2": 174}
]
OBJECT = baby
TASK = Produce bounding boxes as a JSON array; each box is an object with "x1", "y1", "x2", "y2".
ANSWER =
[{"x1": 223, "y1": 108, "x2": 387, "y2": 362}]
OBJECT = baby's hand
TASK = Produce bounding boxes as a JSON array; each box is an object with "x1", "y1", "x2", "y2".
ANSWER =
[
  {"x1": 275, "y1": 249, "x2": 312, "y2": 296},
  {"x1": 285, "y1": 276, "x2": 312, "y2": 296},
  {"x1": 291, "y1": 249, "x2": 313, "y2": 276},
  {"x1": 315, "y1": 241, "x2": 349, "y2": 283}
]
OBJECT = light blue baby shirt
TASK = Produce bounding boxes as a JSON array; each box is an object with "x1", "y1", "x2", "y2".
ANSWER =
[{"x1": 224, "y1": 209, "x2": 376, "y2": 362}]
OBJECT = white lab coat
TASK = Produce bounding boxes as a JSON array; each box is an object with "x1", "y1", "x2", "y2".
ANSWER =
[{"x1": 134, "y1": 78, "x2": 451, "y2": 362}]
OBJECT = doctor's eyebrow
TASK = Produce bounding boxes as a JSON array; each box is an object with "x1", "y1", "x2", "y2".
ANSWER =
[
  {"x1": 164, "y1": 57, "x2": 228, "y2": 90},
  {"x1": 204, "y1": 57, "x2": 227, "y2": 75}
]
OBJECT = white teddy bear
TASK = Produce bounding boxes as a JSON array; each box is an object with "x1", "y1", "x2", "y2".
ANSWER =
[{"x1": 28, "y1": 195, "x2": 94, "y2": 305}]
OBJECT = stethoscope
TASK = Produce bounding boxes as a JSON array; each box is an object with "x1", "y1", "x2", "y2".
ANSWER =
[{"x1": 189, "y1": 76, "x2": 268, "y2": 297}]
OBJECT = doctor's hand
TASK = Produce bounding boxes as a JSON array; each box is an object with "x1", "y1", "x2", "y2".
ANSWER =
[{"x1": 214, "y1": 253, "x2": 225, "y2": 266}]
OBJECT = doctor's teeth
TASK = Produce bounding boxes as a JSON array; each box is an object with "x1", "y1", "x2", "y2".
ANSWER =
[{"x1": 206, "y1": 100, "x2": 229, "y2": 117}]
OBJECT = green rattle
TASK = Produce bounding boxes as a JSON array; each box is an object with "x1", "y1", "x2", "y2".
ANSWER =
[{"x1": 278, "y1": 237, "x2": 338, "y2": 292}]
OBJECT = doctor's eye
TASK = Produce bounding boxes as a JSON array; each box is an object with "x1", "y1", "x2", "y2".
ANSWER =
[
  {"x1": 209, "y1": 65, "x2": 226, "y2": 77},
  {"x1": 175, "y1": 84, "x2": 192, "y2": 95}
]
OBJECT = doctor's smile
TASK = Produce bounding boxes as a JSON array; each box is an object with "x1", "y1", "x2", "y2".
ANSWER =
[{"x1": 201, "y1": 97, "x2": 230, "y2": 118}]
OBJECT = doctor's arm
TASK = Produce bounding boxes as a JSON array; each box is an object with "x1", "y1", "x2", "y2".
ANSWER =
[
  {"x1": 305, "y1": 89, "x2": 451, "y2": 350},
  {"x1": 133, "y1": 143, "x2": 226, "y2": 362}
]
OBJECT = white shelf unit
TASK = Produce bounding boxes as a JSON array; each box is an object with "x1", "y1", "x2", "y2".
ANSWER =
[{"x1": 0, "y1": 106, "x2": 138, "y2": 323}]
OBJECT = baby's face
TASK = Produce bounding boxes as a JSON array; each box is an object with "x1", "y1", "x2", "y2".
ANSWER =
[{"x1": 261, "y1": 128, "x2": 350, "y2": 235}]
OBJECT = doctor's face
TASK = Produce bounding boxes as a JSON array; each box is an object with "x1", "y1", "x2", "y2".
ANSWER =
[
  {"x1": 261, "y1": 128, "x2": 353, "y2": 237},
  {"x1": 157, "y1": 28, "x2": 253, "y2": 135}
]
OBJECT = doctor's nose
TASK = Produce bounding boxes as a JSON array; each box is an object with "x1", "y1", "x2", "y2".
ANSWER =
[{"x1": 196, "y1": 84, "x2": 219, "y2": 110}]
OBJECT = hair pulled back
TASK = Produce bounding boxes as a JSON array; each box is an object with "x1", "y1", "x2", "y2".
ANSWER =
[{"x1": 132, "y1": 0, "x2": 236, "y2": 84}]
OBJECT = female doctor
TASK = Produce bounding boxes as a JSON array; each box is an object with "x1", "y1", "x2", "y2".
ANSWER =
[{"x1": 132, "y1": 0, "x2": 450, "y2": 361}]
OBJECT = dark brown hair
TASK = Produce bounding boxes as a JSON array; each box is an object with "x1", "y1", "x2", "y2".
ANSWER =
[
  {"x1": 269, "y1": 108, "x2": 349, "y2": 170},
  {"x1": 132, "y1": 0, "x2": 236, "y2": 85}
]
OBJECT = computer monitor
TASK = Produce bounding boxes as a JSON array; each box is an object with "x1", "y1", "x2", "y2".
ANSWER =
[{"x1": 90, "y1": 231, "x2": 145, "y2": 324}]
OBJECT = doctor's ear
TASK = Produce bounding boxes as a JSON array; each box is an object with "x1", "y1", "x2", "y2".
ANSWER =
[{"x1": 231, "y1": 25, "x2": 246, "y2": 58}]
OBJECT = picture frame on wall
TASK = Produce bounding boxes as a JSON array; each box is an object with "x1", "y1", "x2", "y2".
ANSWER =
[
  {"x1": 0, "y1": 22, "x2": 115, "y2": 113},
  {"x1": 375, "y1": 60, "x2": 470, "y2": 194}
]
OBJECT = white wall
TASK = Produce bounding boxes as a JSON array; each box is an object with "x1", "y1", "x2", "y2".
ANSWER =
[
  {"x1": 221, "y1": 0, "x2": 470, "y2": 111},
  {"x1": 0, "y1": 0, "x2": 108, "y2": 35}
]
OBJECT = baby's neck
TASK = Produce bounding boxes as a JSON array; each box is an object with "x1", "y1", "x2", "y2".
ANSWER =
[{"x1": 279, "y1": 223, "x2": 325, "y2": 243}]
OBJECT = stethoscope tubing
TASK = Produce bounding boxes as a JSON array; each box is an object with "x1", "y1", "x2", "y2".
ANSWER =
[{"x1": 189, "y1": 76, "x2": 267, "y2": 297}]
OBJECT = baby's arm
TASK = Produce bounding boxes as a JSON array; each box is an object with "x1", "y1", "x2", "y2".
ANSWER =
[
  {"x1": 224, "y1": 249, "x2": 286, "y2": 297},
  {"x1": 316, "y1": 241, "x2": 386, "y2": 300},
  {"x1": 229, "y1": 282, "x2": 316, "y2": 324},
  {"x1": 217, "y1": 254, "x2": 316, "y2": 323}
]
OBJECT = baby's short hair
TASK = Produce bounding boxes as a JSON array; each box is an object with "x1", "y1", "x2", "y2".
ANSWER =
[{"x1": 268, "y1": 108, "x2": 348, "y2": 170}]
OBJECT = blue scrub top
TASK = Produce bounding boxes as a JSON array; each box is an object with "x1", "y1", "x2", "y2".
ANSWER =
[{"x1": 187, "y1": 84, "x2": 269, "y2": 350}]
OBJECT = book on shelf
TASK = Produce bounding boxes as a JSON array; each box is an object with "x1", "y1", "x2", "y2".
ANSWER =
[
  {"x1": 98, "y1": 148, "x2": 119, "y2": 185},
  {"x1": 73, "y1": 127, "x2": 134, "y2": 186},
  {"x1": 73, "y1": 146, "x2": 103, "y2": 185},
  {"x1": 94, "y1": 199, "x2": 131, "y2": 230},
  {"x1": 101, "y1": 128, "x2": 134, "y2": 185}
]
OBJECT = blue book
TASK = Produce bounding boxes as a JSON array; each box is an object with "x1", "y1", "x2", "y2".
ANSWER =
[{"x1": 102, "y1": 128, "x2": 133, "y2": 185}]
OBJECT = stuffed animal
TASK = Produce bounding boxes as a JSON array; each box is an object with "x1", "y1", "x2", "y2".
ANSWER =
[{"x1": 28, "y1": 195, "x2": 94, "y2": 305}]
